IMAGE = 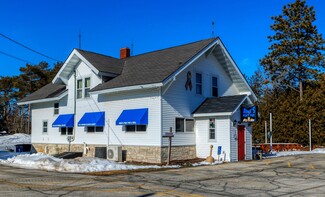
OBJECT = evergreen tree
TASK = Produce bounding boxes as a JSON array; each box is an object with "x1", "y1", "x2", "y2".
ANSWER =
[{"x1": 260, "y1": 0, "x2": 325, "y2": 101}]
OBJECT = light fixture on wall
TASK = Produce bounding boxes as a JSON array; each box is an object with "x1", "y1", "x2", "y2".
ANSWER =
[{"x1": 233, "y1": 119, "x2": 237, "y2": 127}]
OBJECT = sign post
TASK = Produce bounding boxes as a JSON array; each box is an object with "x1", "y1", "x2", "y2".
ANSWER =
[
  {"x1": 270, "y1": 113, "x2": 272, "y2": 154},
  {"x1": 163, "y1": 127, "x2": 174, "y2": 166}
]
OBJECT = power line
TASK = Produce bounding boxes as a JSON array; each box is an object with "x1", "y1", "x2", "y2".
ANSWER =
[
  {"x1": 0, "y1": 50, "x2": 34, "y2": 64},
  {"x1": 0, "y1": 33, "x2": 61, "y2": 62}
]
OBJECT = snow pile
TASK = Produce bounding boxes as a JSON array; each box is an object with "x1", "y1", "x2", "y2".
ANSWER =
[
  {"x1": 268, "y1": 148, "x2": 325, "y2": 157},
  {"x1": 0, "y1": 133, "x2": 31, "y2": 151},
  {"x1": 192, "y1": 160, "x2": 223, "y2": 166},
  {"x1": 0, "y1": 153, "x2": 179, "y2": 173}
]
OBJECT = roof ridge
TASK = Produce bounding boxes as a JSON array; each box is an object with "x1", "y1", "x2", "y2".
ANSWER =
[
  {"x1": 75, "y1": 48, "x2": 120, "y2": 60},
  {"x1": 124, "y1": 37, "x2": 218, "y2": 59}
]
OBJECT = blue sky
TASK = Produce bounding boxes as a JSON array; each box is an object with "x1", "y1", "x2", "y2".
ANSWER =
[{"x1": 0, "y1": 0, "x2": 324, "y2": 77}]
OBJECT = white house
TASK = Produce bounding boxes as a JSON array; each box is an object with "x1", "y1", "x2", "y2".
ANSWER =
[{"x1": 18, "y1": 37, "x2": 258, "y2": 163}]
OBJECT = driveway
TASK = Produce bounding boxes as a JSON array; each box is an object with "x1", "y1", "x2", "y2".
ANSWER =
[{"x1": 0, "y1": 154, "x2": 324, "y2": 196}]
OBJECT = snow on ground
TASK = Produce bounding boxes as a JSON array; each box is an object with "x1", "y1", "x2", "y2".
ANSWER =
[
  {"x1": 0, "y1": 133, "x2": 31, "y2": 151},
  {"x1": 0, "y1": 153, "x2": 179, "y2": 173},
  {"x1": 266, "y1": 148, "x2": 325, "y2": 158}
]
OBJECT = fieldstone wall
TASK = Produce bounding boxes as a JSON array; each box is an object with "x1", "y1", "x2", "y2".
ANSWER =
[
  {"x1": 122, "y1": 146, "x2": 162, "y2": 163},
  {"x1": 161, "y1": 145, "x2": 196, "y2": 162},
  {"x1": 32, "y1": 143, "x2": 196, "y2": 164}
]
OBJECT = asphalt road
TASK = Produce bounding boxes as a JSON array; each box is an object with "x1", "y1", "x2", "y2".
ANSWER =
[{"x1": 0, "y1": 154, "x2": 324, "y2": 197}]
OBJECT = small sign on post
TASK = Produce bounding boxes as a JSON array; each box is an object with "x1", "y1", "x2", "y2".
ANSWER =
[
  {"x1": 217, "y1": 146, "x2": 222, "y2": 161},
  {"x1": 163, "y1": 127, "x2": 174, "y2": 165}
]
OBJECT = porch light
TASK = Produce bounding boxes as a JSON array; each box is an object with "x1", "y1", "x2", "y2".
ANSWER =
[{"x1": 233, "y1": 119, "x2": 237, "y2": 127}]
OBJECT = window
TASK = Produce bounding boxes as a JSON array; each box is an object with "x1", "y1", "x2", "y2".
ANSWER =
[
  {"x1": 196, "y1": 73, "x2": 202, "y2": 95},
  {"x1": 212, "y1": 77, "x2": 218, "y2": 97},
  {"x1": 42, "y1": 121, "x2": 48, "y2": 133},
  {"x1": 84, "y1": 77, "x2": 90, "y2": 98},
  {"x1": 186, "y1": 119, "x2": 194, "y2": 132},
  {"x1": 176, "y1": 118, "x2": 184, "y2": 132},
  {"x1": 54, "y1": 103, "x2": 59, "y2": 115},
  {"x1": 176, "y1": 118, "x2": 194, "y2": 132},
  {"x1": 61, "y1": 127, "x2": 73, "y2": 135},
  {"x1": 87, "y1": 126, "x2": 104, "y2": 133},
  {"x1": 125, "y1": 125, "x2": 147, "y2": 132},
  {"x1": 209, "y1": 118, "x2": 216, "y2": 140},
  {"x1": 77, "y1": 79, "x2": 82, "y2": 99}
]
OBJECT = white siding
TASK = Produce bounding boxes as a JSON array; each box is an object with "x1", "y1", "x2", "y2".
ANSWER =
[
  {"x1": 100, "y1": 88, "x2": 161, "y2": 146},
  {"x1": 162, "y1": 54, "x2": 239, "y2": 146},
  {"x1": 195, "y1": 116, "x2": 231, "y2": 162},
  {"x1": 246, "y1": 125, "x2": 253, "y2": 160}
]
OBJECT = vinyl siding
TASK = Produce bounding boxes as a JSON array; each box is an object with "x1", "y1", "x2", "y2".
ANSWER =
[
  {"x1": 195, "y1": 117, "x2": 231, "y2": 162},
  {"x1": 162, "y1": 54, "x2": 239, "y2": 146}
]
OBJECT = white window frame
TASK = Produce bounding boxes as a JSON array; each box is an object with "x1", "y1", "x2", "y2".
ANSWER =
[
  {"x1": 175, "y1": 118, "x2": 194, "y2": 133},
  {"x1": 84, "y1": 77, "x2": 91, "y2": 98},
  {"x1": 42, "y1": 120, "x2": 48, "y2": 133},
  {"x1": 86, "y1": 126, "x2": 104, "y2": 133},
  {"x1": 54, "y1": 103, "x2": 59, "y2": 115},
  {"x1": 196, "y1": 72, "x2": 203, "y2": 95},
  {"x1": 76, "y1": 79, "x2": 83, "y2": 99},
  {"x1": 124, "y1": 125, "x2": 147, "y2": 133},
  {"x1": 60, "y1": 127, "x2": 73, "y2": 135},
  {"x1": 212, "y1": 76, "x2": 218, "y2": 97},
  {"x1": 209, "y1": 118, "x2": 216, "y2": 140}
]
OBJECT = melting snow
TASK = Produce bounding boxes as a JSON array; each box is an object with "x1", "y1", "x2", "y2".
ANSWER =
[{"x1": 0, "y1": 133, "x2": 31, "y2": 151}]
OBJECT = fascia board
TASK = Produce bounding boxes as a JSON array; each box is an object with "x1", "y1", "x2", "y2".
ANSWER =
[
  {"x1": 52, "y1": 49, "x2": 100, "y2": 84},
  {"x1": 90, "y1": 83, "x2": 163, "y2": 95},
  {"x1": 193, "y1": 112, "x2": 232, "y2": 117},
  {"x1": 17, "y1": 91, "x2": 68, "y2": 105},
  {"x1": 163, "y1": 39, "x2": 220, "y2": 85},
  {"x1": 231, "y1": 95, "x2": 248, "y2": 115},
  {"x1": 217, "y1": 40, "x2": 258, "y2": 101}
]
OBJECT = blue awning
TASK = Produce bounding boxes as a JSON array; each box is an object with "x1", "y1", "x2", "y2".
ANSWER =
[
  {"x1": 52, "y1": 114, "x2": 74, "y2": 127},
  {"x1": 78, "y1": 112, "x2": 105, "y2": 126},
  {"x1": 116, "y1": 108, "x2": 148, "y2": 125}
]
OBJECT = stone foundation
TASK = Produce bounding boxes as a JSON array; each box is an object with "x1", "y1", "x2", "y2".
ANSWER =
[{"x1": 32, "y1": 143, "x2": 196, "y2": 164}]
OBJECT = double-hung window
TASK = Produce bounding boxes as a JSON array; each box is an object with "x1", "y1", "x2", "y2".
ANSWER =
[
  {"x1": 196, "y1": 73, "x2": 202, "y2": 95},
  {"x1": 212, "y1": 77, "x2": 218, "y2": 97},
  {"x1": 61, "y1": 127, "x2": 73, "y2": 135},
  {"x1": 77, "y1": 79, "x2": 83, "y2": 99},
  {"x1": 209, "y1": 118, "x2": 216, "y2": 140},
  {"x1": 84, "y1": 77, "x2": 90, "y2": 98},
  {"x1": 175, "y1": 118, "x2": 194, "y2": 133},
  {"x1": 87, "y1": 126, "x2": 104, "y2": 133},
  {"x1": 125, "y1": 125, "x2": 147, "y2": 132},
  {"x1": 42, "y1": 121, "x2": 48, "y2": 133},
  {"x1": 54, "y1": 103, "x2": 59, "y2": 115}
]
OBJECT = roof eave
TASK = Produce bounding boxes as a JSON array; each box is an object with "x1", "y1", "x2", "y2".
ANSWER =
[
  {"x1": 193, "y1": 112, "x2": 232, "y2": 118},
  {"x1": 90, "y1": 82, "x2": 163, "y2": 95},
  {"x1": 17, "y1": 91, "x2": 68, "y2": 105}
]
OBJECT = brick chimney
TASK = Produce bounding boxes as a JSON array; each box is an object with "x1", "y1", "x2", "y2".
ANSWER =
[{"x1": 120, "y1": 47, "x2": 130, "y2": 59}]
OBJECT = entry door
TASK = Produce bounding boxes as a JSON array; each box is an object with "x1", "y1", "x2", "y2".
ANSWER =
[{"x1": 238, "y1": 125, "x2": 245, "y2": 161}]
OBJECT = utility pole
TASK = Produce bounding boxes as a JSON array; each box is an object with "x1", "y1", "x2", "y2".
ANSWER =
[{"x1": 270, "y1": 113, "x2": 273, "y2": 154}]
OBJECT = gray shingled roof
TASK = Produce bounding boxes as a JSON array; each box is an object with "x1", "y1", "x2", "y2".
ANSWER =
[
  {"x1": 91, "y1": 38, "x2": 216, "y2": 92},
  {"x1": 76, "y1": 49, "x2": 124, "y2": 75},
  {"x1": 19, "y1": 83, "x2": 66, "y2": 103},
  {"x1": 193, "y1": 95, "x2": 247, "y2": 114}
]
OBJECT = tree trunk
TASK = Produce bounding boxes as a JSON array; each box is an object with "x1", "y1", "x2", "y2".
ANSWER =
[{"x1": 299, "y1": 80, "x2": 303, "y2": 101}]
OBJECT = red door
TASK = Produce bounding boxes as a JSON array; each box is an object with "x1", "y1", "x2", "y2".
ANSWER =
[{"x1": 238, "y1": 125, "x2": 245, "y2": 161}]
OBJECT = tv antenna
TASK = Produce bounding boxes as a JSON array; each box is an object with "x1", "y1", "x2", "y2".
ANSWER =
[{"x1": 78, "y1": 30, "x2": 82, "y2": 49}]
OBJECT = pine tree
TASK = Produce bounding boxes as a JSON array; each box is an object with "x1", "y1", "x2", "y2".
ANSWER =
[{"x1": 260, "y1": 0, "x2": 325, "y2": 101}]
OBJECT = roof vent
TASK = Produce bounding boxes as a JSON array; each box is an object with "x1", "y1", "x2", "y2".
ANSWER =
[{"x1": 120, "y1": 47, "x2": 130, "y2": 59}]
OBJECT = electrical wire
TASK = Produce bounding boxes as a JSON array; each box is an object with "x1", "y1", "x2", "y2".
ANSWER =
[
  {"x1": 0, "y1": 50, "x2": 34, "y2": 64},
  {"x1": 0, "y1": 33, "x2": 61, "y2": 62}
]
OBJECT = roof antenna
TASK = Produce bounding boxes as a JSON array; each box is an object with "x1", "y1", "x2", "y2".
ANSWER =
[
  {"x1": 131, "y1": 40, "x2": 134, "y2": 56},
  {"x1": 78, "y1": 29, "x2": 82, "y2": 49},
  {"x1": 211, "y1": 20, "x2": 215, "y2": 38}
]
